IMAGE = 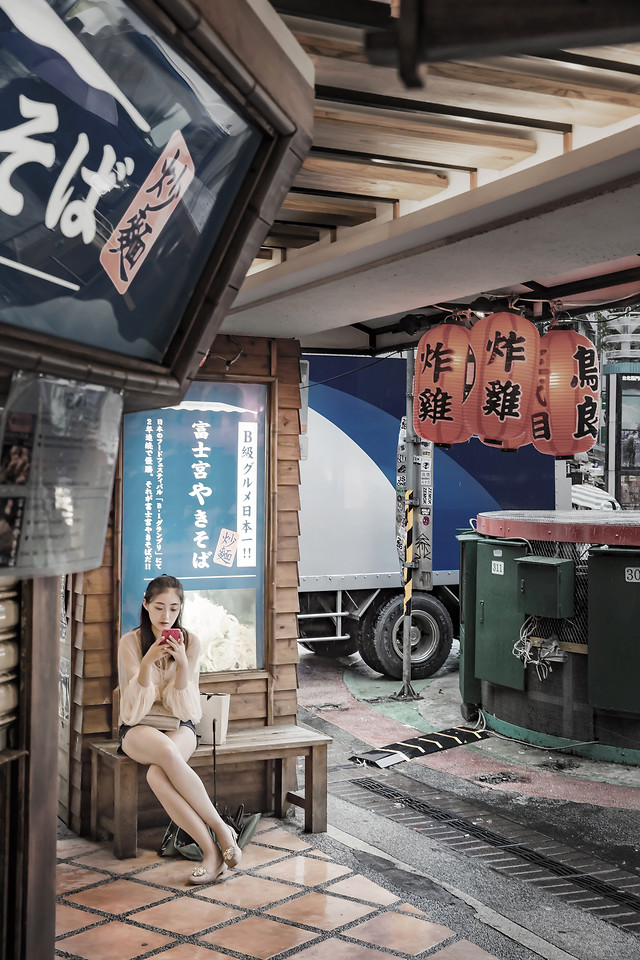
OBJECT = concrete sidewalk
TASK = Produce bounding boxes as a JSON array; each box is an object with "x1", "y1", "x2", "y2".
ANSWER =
[{"x1": 56, "y1": 818, "x2": 499, "y2": 960}]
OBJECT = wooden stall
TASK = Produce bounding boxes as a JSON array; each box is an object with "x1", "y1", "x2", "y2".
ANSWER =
[{"x1": 62, "y1": 335, "x2": 304, "y2": 836}]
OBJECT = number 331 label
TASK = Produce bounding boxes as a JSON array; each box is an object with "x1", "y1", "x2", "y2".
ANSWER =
[{"x1": 625, "y1": 567, "x2": 640, "y2": 582}]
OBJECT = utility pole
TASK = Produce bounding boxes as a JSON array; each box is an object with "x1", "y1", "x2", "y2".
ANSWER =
[{"x1": 394, "y1": 348, "x2": 434, "y2": 699}]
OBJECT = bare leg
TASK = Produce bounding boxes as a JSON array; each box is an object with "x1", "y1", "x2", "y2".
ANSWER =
[
  {"x1": 146, "y1": 764, "x2": 224, "y2": 877},
  {"x1": 122, "y1": 725, "x2": 240, "y2": 862}
]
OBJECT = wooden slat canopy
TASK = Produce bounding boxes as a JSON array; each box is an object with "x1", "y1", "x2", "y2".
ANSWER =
[
  {"x1": 251, "y1": 0, "x2": 640, "y2": 321},
  {"x1": 313, "y1": 102, "x2": 538, "y2": 169},
  {"x1": 295, "y1": 153, "x2": 448, "y2": 200}
]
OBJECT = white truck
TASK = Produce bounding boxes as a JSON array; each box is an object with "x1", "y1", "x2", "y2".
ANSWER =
[{"x1": 297, "y1": 353, "x2": 560, "y2": 679}]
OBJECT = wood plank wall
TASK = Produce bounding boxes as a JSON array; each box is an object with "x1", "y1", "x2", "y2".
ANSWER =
[
  {"x1": 63, "y1": 336, "x2": 303, "y2": 834},
  {"x1": 67, "y1": 525, "x2": 116, "y2": 835}
]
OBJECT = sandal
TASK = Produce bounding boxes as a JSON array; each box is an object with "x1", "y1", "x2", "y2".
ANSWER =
[
  {"x1": 189, "y1": 862, "x2": 227, "y2": 885},
  {"x1": 222, "y1": 832, "x2": 242, "y2": 868}
]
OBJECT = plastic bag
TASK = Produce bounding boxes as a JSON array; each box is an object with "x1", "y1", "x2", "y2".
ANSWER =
[{"x1": 159, "y1": 805, "x2": 261, "y2": 861}]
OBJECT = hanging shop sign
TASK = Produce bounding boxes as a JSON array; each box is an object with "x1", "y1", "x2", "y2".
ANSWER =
[
  {"x1": 413, "y1": 315, "x2": 600, "y2": 457},
  {"x1": 0, "y1": 0, "x2": 313, "y2": 410},
  {"x1": 0, "y1": 372, "x2": 123, "y2": 577},
  {"x1": 0, "y1": 0, "x2": 261, "y2": 362},
  {"x1": 122, "y1": 381, "x2": 267, "y2": 674}
]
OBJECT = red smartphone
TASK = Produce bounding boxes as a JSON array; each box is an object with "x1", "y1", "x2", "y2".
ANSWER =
[{"x1": 160, "y1": 628, "x2": 181, "y2": 644}]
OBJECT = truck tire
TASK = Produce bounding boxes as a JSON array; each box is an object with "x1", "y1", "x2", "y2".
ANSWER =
[
  {"x1": 357, "y1": 600, "x2": 387, "y2": 674},
  {"x1": 298, "y1": 637, "x2": 358, "y2": 658},
  {"x1": 372, "y1": 594, "x2": 453, "y2": 680}
]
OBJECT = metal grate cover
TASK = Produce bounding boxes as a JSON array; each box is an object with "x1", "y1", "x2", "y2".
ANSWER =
[
  {"x1": 529, "y1": 539, "x2": 589, "y2": 646},
  {"x1": 349, "y1": 777, "x2": 640, "y2": 930}
]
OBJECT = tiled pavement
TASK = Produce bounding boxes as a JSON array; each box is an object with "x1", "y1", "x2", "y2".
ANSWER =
[{"x1": 56, "y1": 818, "x2": 498, "y2": 960}]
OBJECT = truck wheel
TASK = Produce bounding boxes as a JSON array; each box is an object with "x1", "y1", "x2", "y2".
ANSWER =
[
  {"x1": 298, "y1": 637, "x2": 358, "y2": 658},
  {"x1": 372, "y1": 594, "x2": 453, "y2": 680},
  {"x1": 357, "y1": 602, "x2": 386, "y2": 673}
]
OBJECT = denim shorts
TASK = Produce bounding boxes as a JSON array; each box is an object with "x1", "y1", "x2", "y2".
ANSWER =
[{"x1": 118, "y1": 719, "x2": 196, "y2": 754}]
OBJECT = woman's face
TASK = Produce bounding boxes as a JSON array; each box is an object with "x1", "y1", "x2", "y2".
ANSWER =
[{"x1": 143, "y1": 589, "x2": 182, "y2": 636}]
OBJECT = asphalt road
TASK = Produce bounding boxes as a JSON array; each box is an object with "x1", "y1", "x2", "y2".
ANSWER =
[{"x1": 294, "y1": 648, "x2": 640, "y2": 960}]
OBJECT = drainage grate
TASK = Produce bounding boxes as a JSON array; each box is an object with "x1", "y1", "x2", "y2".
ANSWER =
[{"x1": 350, "y1": 777, "x2": 640, "y2": 930}]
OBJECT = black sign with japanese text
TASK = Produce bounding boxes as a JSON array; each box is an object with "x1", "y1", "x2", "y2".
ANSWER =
[{"x1": 0, "y1": 0, "x2": 262, "y2": 362}]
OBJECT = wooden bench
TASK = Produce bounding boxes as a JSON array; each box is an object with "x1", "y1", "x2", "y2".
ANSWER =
[{"x1": 90, "y1": 723, "x2": 332, "y2": 859}]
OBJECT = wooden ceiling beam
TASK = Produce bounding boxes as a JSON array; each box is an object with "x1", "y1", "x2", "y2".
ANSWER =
[
  {"x1": 263, "y1": 224, "x2": 321, "y2": 248},
  {"x1": 294, "y1": 153, "x2": 448, "y2": 200},
  {"x1": 315, "y1": 83, "x2": 571, "y2": 131},
  {"x1": 477, "y1": 54, "x2": 640, "y2": 104},
  {"x1": 430, "y1": 60, "x2": 640, "y2": 126},
  {"x1": 308, "y1": 144, "x2": 476, "y2": 173},
  {"x1": 291, "y1": 30, "x2": 365, "y2": 61},
  {"x1": 309, "y1": 53, "x2": 640, "y2": 126},
  {"x1": 278, "y1": 193, "x2": 378, "y2": 227},
  {"x1": 538, "y1": 50, "x2": 640, "y2": 77},
  {"x1": 252, "y1": 7, "x2": 640, "y2": 279},
  {"x1": 313, "y1": 103, "x2": 537, "y2": 170},
  {"x1": 565, "y1": 43, "x2": 640, "y2": 67}
]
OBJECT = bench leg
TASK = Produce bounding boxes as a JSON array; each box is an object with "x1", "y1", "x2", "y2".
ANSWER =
[
  {"x1": 113, "y1": 758, "x2": 138, "y2": 859},
  {"x1": 305, "y1": 744, "x2": 327, "y2": 833},
  {"x1": 275, "y1": 757, "x2": 296, "y2": 818},
  {"x1": 89, "y1": 750, "x2": 99, "y2": 841}
]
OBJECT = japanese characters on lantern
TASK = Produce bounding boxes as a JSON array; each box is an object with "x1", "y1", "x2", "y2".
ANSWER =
[
  {"x1": 413, "y1": 324, "x2": 474, "y2": 446},
  {"x1": 530, "y1": 329, "x2": 600, "y2": 457},
  {"x1": 466, "y1": 312, "x2": 540, "y2": 448},
  {"x1": 412, "y1": 314, "x2": 599, "y2": 457}
]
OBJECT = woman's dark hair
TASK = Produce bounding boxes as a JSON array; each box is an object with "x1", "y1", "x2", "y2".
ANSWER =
[{"x1": 139, "y1": 575, "x2": 189, "y2": 654}]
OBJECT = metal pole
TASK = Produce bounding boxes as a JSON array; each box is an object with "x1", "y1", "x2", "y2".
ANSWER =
[{"x1": 397, "y1": 349, "x2": 418, "y2": 699}]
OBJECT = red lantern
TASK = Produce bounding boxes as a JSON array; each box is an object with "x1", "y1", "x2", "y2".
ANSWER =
[
  {"x1": 465, "y1": 312, "x2": 540, "y2": 447},
  {"x1": 530, "y1": 328, "x2": 600, "y2": 457},
  {"x1": 413, "y1": 323, "x2": 474, "y2": 445},
  {"x1": 480, "y1": 417, "x2": 533, "y2": 452}
]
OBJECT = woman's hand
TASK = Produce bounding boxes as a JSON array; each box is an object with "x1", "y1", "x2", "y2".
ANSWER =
[
  {"x1": 160, "y1": 630, "x2": 188, "y2": 667},
  {"x1": 143, "y1": 636, "x2": 172, "y2": 667}
]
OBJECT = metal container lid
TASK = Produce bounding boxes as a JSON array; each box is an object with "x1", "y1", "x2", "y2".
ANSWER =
[{"x1": 477, "y1": 510, "x2": 640, "y2": 546}]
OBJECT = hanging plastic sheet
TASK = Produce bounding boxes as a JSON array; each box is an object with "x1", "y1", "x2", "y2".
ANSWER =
[{"x1": 0, "y1": 371, "x2": 122, "y2": 576}]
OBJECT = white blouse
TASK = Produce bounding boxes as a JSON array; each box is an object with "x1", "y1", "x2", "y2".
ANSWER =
[{"x1": 118, "y1": 628, "x2": 203, "y2": 726}]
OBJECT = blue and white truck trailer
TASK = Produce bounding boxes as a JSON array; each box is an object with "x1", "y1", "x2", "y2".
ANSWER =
[{"x1": 297, "y1": 353, "x2": 561, "y2": 679}]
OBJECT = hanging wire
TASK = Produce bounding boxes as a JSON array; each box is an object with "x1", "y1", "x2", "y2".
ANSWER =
[
  {"x1": 209, "y1": 336, "x2": 244, "y2": 371},
  {"x1": 507, "y1": 295, "x2": 525, "y2": 314},
  {"x1": 432, "y1": 304, "x2": 474, "y2": 327}
]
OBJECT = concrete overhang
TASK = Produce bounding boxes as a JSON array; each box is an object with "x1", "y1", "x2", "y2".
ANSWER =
[{"x1": 223, "y1": 125, "x2": 640, "y2": 345}]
